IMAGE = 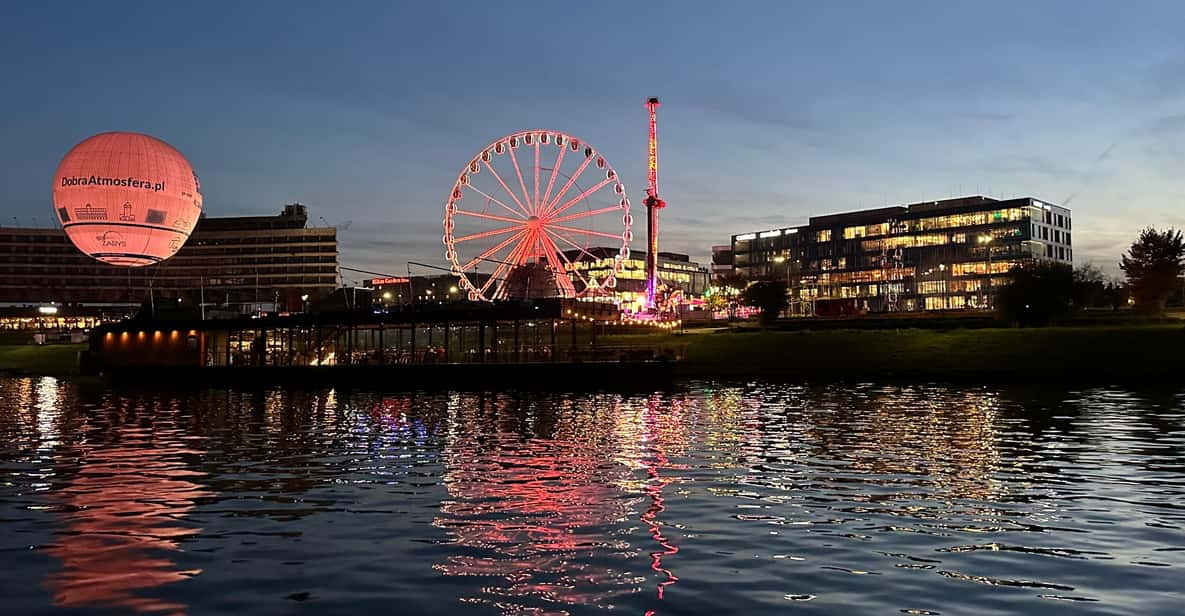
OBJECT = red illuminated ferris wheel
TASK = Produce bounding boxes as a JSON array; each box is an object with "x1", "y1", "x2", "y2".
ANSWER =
[{"x1": 443, "y1": 130, "x2": 633, "y2": 301}]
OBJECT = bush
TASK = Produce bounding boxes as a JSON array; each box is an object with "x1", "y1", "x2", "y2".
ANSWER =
[
  {"x1": 740, "y1": 280, "x2": 788, "y2": 324},
  {"x1": 996, "y1": 261, "x2": 1074, "y2": 326}
]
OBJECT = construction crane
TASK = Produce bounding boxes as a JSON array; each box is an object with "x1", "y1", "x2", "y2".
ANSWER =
[{"x1": 643, "y1": 97, "x2": 666, "y2": 310}]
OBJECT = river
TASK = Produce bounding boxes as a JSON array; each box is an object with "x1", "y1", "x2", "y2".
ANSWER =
[{"x1": 1, "y1": 377, "x2": 1182, "y2": 615}]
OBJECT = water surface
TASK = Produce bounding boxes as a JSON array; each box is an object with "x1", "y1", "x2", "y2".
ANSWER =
[{"x1": 1, "y1": 377, "x2": 1183, "y2": 614}]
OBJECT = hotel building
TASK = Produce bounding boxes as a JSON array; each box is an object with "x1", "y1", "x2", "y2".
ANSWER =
[
  {"x1": 730, "y1": 196, "x2": 1072, "y2": 314},
  {"x1": 0, "y1": 204, "x2": 338, "y2": 328}
]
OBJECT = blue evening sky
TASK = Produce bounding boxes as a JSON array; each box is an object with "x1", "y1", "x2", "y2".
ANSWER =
[{"x1": 3, "y1": 1, "x2": 1185, "y2": 279}]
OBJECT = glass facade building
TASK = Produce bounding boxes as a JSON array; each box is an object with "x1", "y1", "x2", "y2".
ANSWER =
[
  {"x1": 730, "y1": 196, "x2": 1072, "y2": 314},
  {"x1": 562, "y1": 247, "x2": 710, "y2": 310}
]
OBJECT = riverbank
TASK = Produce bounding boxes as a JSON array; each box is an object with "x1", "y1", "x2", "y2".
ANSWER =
[
  {"x1": 611, "y1": 324, "x2": 1185, "y2": 384},
  {"x1": 6, "y1": 324, "x2": 1183, "y2": 385},
  {"x1": 0, "y1": 344, "x2": 83, "y2": 376}
]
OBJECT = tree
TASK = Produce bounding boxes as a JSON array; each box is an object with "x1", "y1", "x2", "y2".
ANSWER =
[
  {"x1": 1120, "y1": 227, "x2": 1185, "y2": 314},
  {"x1": 712, "y1": 272, "x2": 748, "y2": 320},
  {"x1": 1103, "y1": 277, "x2": 1129, "y2": 312},
  {"x1": 996, "y1": 261, "x2": 1074, "y2": 326},
  {"x1": 740, "y1": 280, "x2": 788, "y2": 324},
  {"x1": 1071, "y1": 263, "x2": 1107, "y2": 309}
]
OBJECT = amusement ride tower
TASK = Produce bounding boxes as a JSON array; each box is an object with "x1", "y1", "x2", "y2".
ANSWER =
[{"x1": 643, "y1": 97, "x2": 666, "y2": 309}]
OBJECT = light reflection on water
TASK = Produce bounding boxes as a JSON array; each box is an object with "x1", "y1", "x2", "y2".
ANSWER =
[{"x1": 0, "y1": 377, "x2": 1183, "y2": 615}]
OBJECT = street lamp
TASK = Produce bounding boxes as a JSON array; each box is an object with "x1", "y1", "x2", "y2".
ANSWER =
[
  {"x1": 300, "y1": 294, "x2": 309, "y2": 313},
  {"x1": 773, "y1": 255, "x2": 792, "y2": 316},
  {"x1": 977, "y1": 234, "x2": 994, "y2": 309}
]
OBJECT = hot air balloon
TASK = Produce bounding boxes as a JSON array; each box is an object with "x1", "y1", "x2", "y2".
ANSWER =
[{"x1": 52, "y1": 132, "x2": 202, "y2": 266}]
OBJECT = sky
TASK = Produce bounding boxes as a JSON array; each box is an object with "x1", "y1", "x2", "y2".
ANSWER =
[{"x1": 4, "y1": 1, "x2": 1185, "y2": 281}]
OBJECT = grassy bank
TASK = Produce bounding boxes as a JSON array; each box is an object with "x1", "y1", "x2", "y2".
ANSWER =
[
  {"x1": 605, "y1": 324, "x2": 1185, "y2": 383},
  {"x1": 0, "y1": 344, "x2": 84, "y2": 376}
]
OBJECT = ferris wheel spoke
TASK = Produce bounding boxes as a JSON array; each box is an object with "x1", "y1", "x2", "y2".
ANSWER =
[
  {"x1": 544, "y1": 177, "x2": 615, "y2": 220},
  {"x1": 545, "y1": 228, "x2": 603, "y2": 263},
  {"x1": 547, "y1": 205, "x2": 621, "y2": 225},
  {"x1": 466, "y1": 185, "x2": 527, "y2": 220},
  {"x1": 539, "y1": 144, "x2": 566, "y2": 214},
  {"x1": 507, "y1": 144, "x2": 534, "y2": 217},
  {"x1": 544, "y1": 155, "x2": 594, "y2": 215},
  {"x1": 451, "y1": 224, "x2": 525, "y2": 245},
  {"x1": 480, "y1": 239, "x2": 523, "y2": 296},
  {"x1": 489, "y1": 233, "x2": 533, "y2": 299},
  {"x1": 453, "y1": 209, "x2": 523, "y2": 225},
  {"x1": 548, "y1": 224, "x2": 623, "y2": 240},
  {"x1": 539, "y1": 232, "x2": 584, "y2": 294},
  {"x1": 482, "y1": 160, "x2": 533, "y2": 217},
  {"x1": 533, "y1": 141, "x2": 541, "y2": 213},
  {"x1": 460, "y1": 229, "x2": 527, "y2": 271}
]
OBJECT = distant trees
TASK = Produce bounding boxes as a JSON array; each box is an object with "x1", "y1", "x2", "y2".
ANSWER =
[
  {"x1": 1120, "y1": 227, "x2": 1185, "y2": 314},
  {"x1": 1072, "y1": 263, "x2": 1107, "y2": 309},
  {"x1": 710, "y1": 272, "x2": 748, "y2": 320},
  {"x1": 714, "y1": 271, "x2": 748, "y2": 290},
  {"x1": 1102, "y1": 277, "x2": 1129, "y2": 311},
  {"x1": 996, "y1": 261, "x2": 1074, "y2": 326},
  {"x1": 740, "y1": 280, "x2": 788, "y2": 324}
]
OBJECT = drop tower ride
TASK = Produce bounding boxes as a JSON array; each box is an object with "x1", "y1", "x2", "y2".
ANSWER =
[{"x1": 643, "y1": 97, "x2": 665, "y2": 309}]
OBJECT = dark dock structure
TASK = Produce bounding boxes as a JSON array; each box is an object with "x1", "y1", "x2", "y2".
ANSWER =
[{"x1": 85, "y1": 299, "x2": 675, "y2": 389}]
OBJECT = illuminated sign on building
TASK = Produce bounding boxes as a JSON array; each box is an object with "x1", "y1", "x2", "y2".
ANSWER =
[{"x1": 370, "y1": 277, "x2": 410, "y2": 286}]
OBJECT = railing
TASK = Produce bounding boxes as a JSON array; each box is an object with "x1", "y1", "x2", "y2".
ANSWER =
[{"x1": 308, "y1": 344, "x2": 683, "y2": 367}]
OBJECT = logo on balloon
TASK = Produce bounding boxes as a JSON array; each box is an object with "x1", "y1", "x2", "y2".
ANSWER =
[
  {"x1": 61, "y1": 175, "x2": 164, "y2": 192},
  {"x1": 96, "y1": 231, "x2": 127, "y2": 249}
]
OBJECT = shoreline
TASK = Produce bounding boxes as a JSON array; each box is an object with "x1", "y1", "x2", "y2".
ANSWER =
[{"x1": 3, "y1": 323, "x2": 1183, "y2": 386}]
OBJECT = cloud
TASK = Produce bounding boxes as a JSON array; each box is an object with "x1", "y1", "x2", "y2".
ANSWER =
[{"x1": 686, "y1": 78, "x2": 823, "y2": 136}]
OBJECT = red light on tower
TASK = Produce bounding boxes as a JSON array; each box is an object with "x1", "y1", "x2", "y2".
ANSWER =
[{"x1": 644, "y1": 97, "x2": 666, "y2": 309}]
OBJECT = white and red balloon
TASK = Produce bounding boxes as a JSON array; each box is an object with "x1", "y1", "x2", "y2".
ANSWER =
[{"x1": 52, "y1": 131, "x2": 202, "y2": 266}]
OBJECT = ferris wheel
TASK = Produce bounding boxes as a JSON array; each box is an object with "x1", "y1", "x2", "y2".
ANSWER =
[{"x1": 443, "y1": 130, "x2": 632, "y2": 301}]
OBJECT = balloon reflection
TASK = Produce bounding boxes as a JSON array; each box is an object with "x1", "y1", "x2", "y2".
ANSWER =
[{"x1": 43, "y1": 396, "x2": 210, "y2": 615}]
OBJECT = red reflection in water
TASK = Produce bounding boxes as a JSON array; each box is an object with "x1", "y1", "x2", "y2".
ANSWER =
[
  {"x1": 434, "y1": 400, "x2": 640, "y2": 612},
  {"x1": 44, "y1": 441, "x2": 210, "y2": 615},
  {"x1": 641, "y1": 396, "x2": 679, "y2": 604}
]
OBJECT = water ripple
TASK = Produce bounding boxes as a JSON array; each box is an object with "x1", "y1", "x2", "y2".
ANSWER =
[{"x1": 1, "y1": 378, "x2": 1184, "y2": 614}]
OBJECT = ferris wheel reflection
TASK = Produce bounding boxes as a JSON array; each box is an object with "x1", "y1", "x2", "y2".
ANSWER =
[{"x1": 432, "y1": 393, "x2": 687, "y2": 614}]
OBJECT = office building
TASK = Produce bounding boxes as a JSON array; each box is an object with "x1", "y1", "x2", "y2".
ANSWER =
[
  {"x1": 711, "y1": 245, "x2": 734, "y2": 279},
  {"x1": 730, "y1": 196, "x2": 1072, "y2": 314},
  {"x1": 563, "y1": 248, "x2": 710, "y2": 310}
]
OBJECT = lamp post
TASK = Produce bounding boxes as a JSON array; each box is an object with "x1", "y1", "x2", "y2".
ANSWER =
[
  {"x1": 773, "y1": 255, "x2": 791, "y2": 316},
  {"x1": 977, "y1": 234, "x2": 993, "y2": 310},
  {"x1": 938, "y1": 263, "x2": 947, "y2": 309},
  {"x1": 300, "y1": 294, "x2": 309, "y2": 314}
]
